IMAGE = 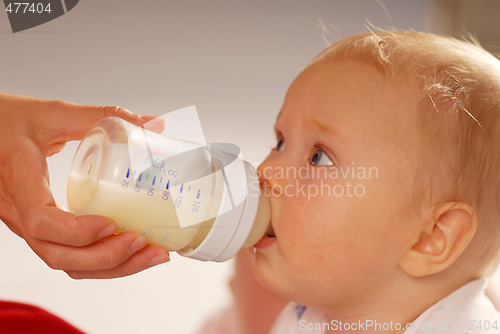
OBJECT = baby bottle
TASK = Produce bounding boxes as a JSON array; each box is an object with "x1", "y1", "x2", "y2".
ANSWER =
[{"x1": 66, "y1": 115, "x2": 271, "y2": 262}]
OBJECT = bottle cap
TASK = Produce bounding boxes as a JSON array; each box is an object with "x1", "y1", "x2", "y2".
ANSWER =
[{"x1": 179, "y1": 146, "x2": 263, "y2": 261}]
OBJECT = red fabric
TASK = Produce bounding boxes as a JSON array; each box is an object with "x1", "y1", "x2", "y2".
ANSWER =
[{"x1": 0, "y1": 301, "x2": 84, "y2": 334}]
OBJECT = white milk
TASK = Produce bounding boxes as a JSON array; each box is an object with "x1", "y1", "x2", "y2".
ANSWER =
[
  {"x1": 68, "y1": 170, "x2": 270, "y2": 251},
  {"x1": 68, "y1": 171, "x2": 210, "y2": 250}
]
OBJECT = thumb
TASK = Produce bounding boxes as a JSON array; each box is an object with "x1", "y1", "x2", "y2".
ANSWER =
[
  {"x1": 58, "y1": 103, "x2": 155, "y2": 141},
  {"x1": 40, "y1": 100, "x2": 161, "y2": 144}
]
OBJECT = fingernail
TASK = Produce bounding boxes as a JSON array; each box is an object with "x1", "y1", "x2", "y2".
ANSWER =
[
  {"x1": 129, "y1": 236, "x2": 148, "y2": 254},
  {"x1": 142, "y1": 116, "x2": 167, "y2": 132},
  {"x1": 147, "y1": 251, "x2": 170, "y2": 267},
  {"x1": 139, "y1": 115, "x2": 156, "y2": 122},
  {"x1": 99, "y1": 223, "x2": 119, "y2": 239}
]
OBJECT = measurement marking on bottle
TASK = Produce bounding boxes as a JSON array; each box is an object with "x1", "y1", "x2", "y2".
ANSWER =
[
  {"x1": 138, "y1": 174, "x2": 142, "y2": 182},
  {"x1": 196, "y1": 189, "x2": 201, "y2": 199},
  {"x1": 120, "y1": 227, "x2": 126, "y2": 231},
  {"x1": 141, "y1": 232, "x2": 146, "y2": 236},
  {"x1": 152, "y1": 176, "x2": 156, "y2": 185},
  {"x1": 126, "y1": 169, "x2": 130, "y2": 178},
  {"x1": 166, "y1": 180, "x2": 170, "y2": 189},
  {"x1": 161, "y1": 238, "x2": 166, "y2": 243},
  {"x1": 174, "y1": 196, "x2": 183, "y2": 208},
  {"x1": 180, "y1": 184, "x2": 184, "y2": 194}
]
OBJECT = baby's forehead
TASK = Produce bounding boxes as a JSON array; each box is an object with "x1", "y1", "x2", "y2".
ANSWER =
[{"x1": 285, "y1": 60, "x2": 422, "y2": 137}]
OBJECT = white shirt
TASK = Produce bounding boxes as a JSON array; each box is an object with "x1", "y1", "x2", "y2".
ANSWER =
[{"x1": 271, "y1": 279, "x2": 500, "y2": 334}]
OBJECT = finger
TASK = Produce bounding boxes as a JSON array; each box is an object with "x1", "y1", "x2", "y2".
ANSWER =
[
  {"x1": 44, "y1": 141, "x2": 66, "y2": 157},
  {"x1": 65, "y1": 245, "x2": 170, "y2": 279},
  {"x1": 43, "y1": 114, "x2": 166, "y2": 157},
  {"x1": 25, "y1": 208, "x2": 119, "y2": 247},
  {"x1": 28, "y1": 232, "x2": 149, "y2": 271},
  {"x1": 7, "y1": 146, "x2": 118, "y2": 246},
  {"x1": 38, "y1": 100, "x2": 162, "y2": 143}
]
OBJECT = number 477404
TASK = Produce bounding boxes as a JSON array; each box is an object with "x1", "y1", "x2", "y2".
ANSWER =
[{"x1": 5, "y1": 2, "x2": 52, "y2": 14}]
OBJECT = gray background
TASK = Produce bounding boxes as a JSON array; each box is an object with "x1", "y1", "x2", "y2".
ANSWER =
[{"x1": 0, "y1": 1, "x2": 498, "y2": 333}]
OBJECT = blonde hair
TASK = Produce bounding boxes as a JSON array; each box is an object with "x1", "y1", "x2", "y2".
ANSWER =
[{"x1": 314, "y1": 31, "x2": 500, "y2": 275}]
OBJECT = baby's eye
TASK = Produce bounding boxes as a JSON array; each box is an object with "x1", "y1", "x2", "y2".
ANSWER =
[
  {"x1": 275, "y1": 137, "x2": 285, "y2": 151},
  {"x1": 310, "y1": 149, "x2": 333, "y2": 166}
]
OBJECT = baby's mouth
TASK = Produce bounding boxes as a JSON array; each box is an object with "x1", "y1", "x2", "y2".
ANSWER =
[
  {"x1": 266, "y1": 222, "x2": 276, "y2": 238},
  {"x1": 254, "y1": 220, "x2": 276, "y2": 249}
]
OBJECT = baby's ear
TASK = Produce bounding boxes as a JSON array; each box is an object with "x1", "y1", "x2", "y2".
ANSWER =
[{"x1": 399, "y1": 202, "x2": 477, "y2": 277}]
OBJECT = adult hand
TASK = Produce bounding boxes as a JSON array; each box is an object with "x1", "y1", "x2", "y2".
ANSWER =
[{"x1": 0, "y1": 93, "x2": 170, "y2": 279}]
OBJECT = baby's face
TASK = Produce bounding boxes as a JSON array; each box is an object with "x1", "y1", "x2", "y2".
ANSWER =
[{"x1": 254, "y1": 59, "x2": 423, "y2": 310}]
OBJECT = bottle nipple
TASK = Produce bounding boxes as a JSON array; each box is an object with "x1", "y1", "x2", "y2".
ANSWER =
[{"x1": 242, "y1": 192, "x2": 271, "y2": 248}]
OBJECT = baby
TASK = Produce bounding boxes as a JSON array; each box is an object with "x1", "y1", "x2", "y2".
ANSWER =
[{"x1": 243, "y1": 30, "x2": 500, "y2": 333}]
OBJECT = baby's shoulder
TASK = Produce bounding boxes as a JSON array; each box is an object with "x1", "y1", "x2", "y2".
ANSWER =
[{"x1": 408, "y1": 279, "x2": 500, "y2": 334}]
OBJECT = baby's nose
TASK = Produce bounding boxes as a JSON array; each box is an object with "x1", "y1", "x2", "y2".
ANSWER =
[{"x1": 257, "y1": 160, "x2": 287, "y2": 197}]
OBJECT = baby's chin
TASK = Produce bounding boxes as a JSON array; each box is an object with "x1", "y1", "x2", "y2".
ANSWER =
[
  {"x1": 252, "y1": 254, "x2": 302, "y2": 302},
  {"x1": 253, "y1": 252, "x2": 283, "y2": 291}
]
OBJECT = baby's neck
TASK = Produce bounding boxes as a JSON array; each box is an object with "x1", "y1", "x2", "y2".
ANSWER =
[{"x1": 323, "y1": 274, "x2": 473, "y2": 334}]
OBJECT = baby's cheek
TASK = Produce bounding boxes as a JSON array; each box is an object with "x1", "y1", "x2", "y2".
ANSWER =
[{"x1": 278, "y1": 207, "x2": 332, "y2": 261}]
